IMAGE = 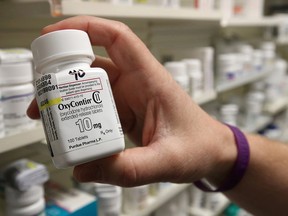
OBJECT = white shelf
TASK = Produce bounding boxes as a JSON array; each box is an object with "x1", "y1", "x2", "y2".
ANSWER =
[
  {"x1": 221, "y1": 16, "x2": 282, "y2": 27},
  {"x1": 194, "y1": 90, "x2": 217, "y2": 105},
  {"x1": 0, "y1": 124, "x2": 45, "y2": 154},
  {"x1": 263, "y1": 97, "x2": 288, "y2": 115},
  {"x1": 276, "y1": 39, "x2": 288, "y2": 45},
  {"x1": 241, "y1": 115, "x2": 273, "y2": 133},
  {"x1": 61, "y1": 1, "x2": 221, "y2": 21},
  {"x1": 216, "y1": 71, "x2": 270, "y2": 93},
  {"x1": 122, "y1": 184, "x2": 191, "y2": 216},
  {"x1": 190, "y1": 197, "x2": 230, "y2": 216}
]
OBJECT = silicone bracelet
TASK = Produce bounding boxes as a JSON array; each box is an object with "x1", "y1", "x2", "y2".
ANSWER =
[{"x1": 194, "y1": 124, "x2": 250, "y2": 192}]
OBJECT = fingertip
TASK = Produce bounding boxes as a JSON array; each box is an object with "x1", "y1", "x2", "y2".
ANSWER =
[
  {"x1": 73, "y1": 161, "x2": 104, "y2": 183},
  {"x1": 26, "y1": 98, "x2": 40, "y2": 119}
]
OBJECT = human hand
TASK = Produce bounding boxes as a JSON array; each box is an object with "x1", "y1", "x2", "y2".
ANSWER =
[{"x1": 27, "y1": 16, "x2": 236, "y2": 187}]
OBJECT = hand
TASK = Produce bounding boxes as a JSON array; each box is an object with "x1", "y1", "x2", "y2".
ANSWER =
[{"x1": 27, "y1": 16, "x2": 236, "y2": 187}]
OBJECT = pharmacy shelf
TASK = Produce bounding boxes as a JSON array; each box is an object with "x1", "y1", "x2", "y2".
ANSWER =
[
  {"x1": 241, "y1": 115, "x2": 273, "y2": 134},
  {"x1": 221, "y1": 16, "x2": 282, "y2": 27},
  {"x1": 0, "y1": 0, "x2": 52, "y2": 18},
  {"x1": 190, "y1": 198, "x2": 230, "y2": 216},
  {"x1": 61, "y1": 1, "x2": 221, "y2": 21},
  {"x1": 0, "y1": 124, "x2": 45, "y2": 154},
  {"x1": 216, "y1": 71, "x2": 270, "y2": 93},
  {"x1": 276, "y1": 39, "x2": 288, "y2": 46},
  {"x1": 195, "y1": 90, "x2": 217, "y2": 105},
  {"x1": 122, "y1": 183, "x2": 191, "y2": 216},
  {"x1": 263, "y1": 97, "x2": 288, "y2": 115}
]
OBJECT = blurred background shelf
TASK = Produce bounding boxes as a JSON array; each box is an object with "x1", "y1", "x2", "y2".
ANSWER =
[
  {"x1": 0, "y1": 124, "x2": 45, "y2": 154},
  {"x1": 121, "y1": 184, "x2": 191, "y2": 216},
  {"x1": 221, "y1": 16, "x2": 283, "y2": 27},
  {"x1": 263, "y1": 97, "x2": 288, "y2": 115},
  {"x1": 216, "y1": 71, "x2": 270, "y2": 93},
  {"x1": 61, "y1": 1, "x2": 221, "y2": 21}
]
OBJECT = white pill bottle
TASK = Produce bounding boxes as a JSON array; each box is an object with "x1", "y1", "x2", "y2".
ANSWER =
[
  {"x1": 0, "y1": 48, "x2": 35, "y2": 135},
  {"x1": 31, "y1": 30, "x2": 125, "y2": 168}
]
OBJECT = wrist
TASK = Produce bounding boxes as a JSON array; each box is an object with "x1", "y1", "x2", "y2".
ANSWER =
[{"x1": 205, "y1": 122, "x2": 238, "y2": 188}]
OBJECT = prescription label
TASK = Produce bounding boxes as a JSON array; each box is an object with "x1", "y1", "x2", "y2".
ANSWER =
[{"x1": 35, "y1": 67, "x2": 123, "y2": 157}]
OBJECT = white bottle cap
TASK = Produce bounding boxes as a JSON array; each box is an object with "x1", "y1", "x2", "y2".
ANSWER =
[
  {"x1": 0, "y1": 62, "x2": 33, "y2": 85},
  {"x1": 164, "y1": 61, "x2": 186, "y2": 77},
  {"x1": 0, "y1": 48, "x2": 33, "y2": 64},
  {"x1": 5, "y1": 185, "x2": 44, "y2": 207},
  {"x1": 260, "y1": 41, "x2": 275, "y2": 51},
  {"x1": 31, "y1": 29, "x2": 95, "y2": 73},
  {"x1": 220, "y1": 104, "x2": 239, "y2": 115},
  {"x1": 6, "y1": 197, "x2": 45, "y2": 216},
  {"x1": 182, "y1": 59, "x2": 201, "y2": 73}
]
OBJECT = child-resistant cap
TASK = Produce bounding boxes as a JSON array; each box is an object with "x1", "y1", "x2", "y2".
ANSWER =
[
  {"x1": 0, "y1": 62, "x2": 33, "y2": 85},
  {"x1": 31, "y1": 29, "x2": 95, "y2": 72}
]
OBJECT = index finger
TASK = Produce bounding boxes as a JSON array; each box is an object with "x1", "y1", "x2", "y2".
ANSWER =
[{"x1": 42, "y1": 16, "x2": 160, "y2": 77}]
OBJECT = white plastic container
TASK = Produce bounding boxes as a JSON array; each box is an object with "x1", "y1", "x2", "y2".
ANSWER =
[
  {"x1": 220, "y1": 104, "x2": 239, "y2": 126},
  {"x1": 236, "y1": 44, "x2": 254, "y2": 75},
  {"x1": 6, "y1": 198, "x2": 45, "y2": 216},
  {"x1": 109, "y1": 0, "x2": 133, "y2": 5},
  {"x1": 5, "y1": 186, "x2": 46, "y2": 216},
  {"x1": 189, "y1": 47, "x2": 214, "y2": 92},
  {"x1": 0, "y1": 90, "x2": 4, "y2": 138},
  {"x1": 123, "y1": 185, "x2": 149, "y2": 213},
  {"x1": 164, "y1": 61, "x2": 189, "y2": 93},
  {"x1": 182, "y1": 59, "x2": 203, "y2": 98},
  {"x1": 252, "y1": 49, "x2": 264, "y2": 73},
  {"x1": 264, "y1": 59, "x2": 287, "y2": 103},
  {"x1": 0, "y1": 50, "x2": 35, "y2": 135},
  {"x1": 260, "y1": 41, "x2": 276, "y2": 73},
  {"x1": 31, "y1": 30, "x2": 125, "y2": 168},
  {"x1": 5, "y1": 185, "x2": 44, "y2": 207},
  {"x1": 1, "y1": 83, "x2": 35, "y2": 134},
  {"x1": 217, "y1": 53, "x2": 242, "y2": 82},
  {"x1": 95, "y1": 183, "x2": 122, "y2": 216},
  {"x1": 245, "y1": 91, "x2": 265, "y2": 127}
]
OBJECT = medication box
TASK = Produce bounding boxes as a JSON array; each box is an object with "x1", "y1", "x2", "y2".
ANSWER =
[{"x1": 45, "y1": 182, "x2": 97, "y2": 216}]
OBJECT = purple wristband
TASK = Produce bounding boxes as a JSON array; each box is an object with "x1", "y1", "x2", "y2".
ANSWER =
[{"x1": 194, "y1": 124, "x2": 250, "y2": 192}]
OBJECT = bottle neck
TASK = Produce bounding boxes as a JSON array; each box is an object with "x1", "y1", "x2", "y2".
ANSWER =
[{"x1": 38, "y1": 57, "x2": 92, "y2": 75}]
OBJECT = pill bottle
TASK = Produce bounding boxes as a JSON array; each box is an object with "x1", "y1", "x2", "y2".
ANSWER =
[
  {"x1": 5, "y1": 185, "x2": 46, "y2": 216},
  {"x1": 236, "y1": 44, "x2": 253, "y2": 75},
  {"x1": 31, "y1": 30, "x2": 125, "y2": 169},
  {"x1": 0, "y1": 49, "x2": 35, "y2": 135},
  {"x1": 220, "y1": 104, "x2": 239, "y2": 127},
  {"x1": 189, "y1": 47, "x2": 214, "y2": 92},
  {"x1": 182, "y1": 59, "x2": 204, "y2": 99},
  {"x1": 260, "y1": 41, "x2": 276, "y2": 73},
  {"x1": 164, "y1": 61, "x2": 189, "y2": 93},
  {"x1": 95, "y1": 183, "x2": 122, "y2": 216},
  {"x1": 0, "y1": 90, "x2": 4, "y2": 138},
  {"x1": 252, "y1": 49, "x2": 264, "y2": 73},
  {"x1": 123, "y1": 185, "x2": 149, "y2": 213},
  {"x1": 217, "y1": 54, "x2": 242, "y2": 83},
  {"x1": 109, "y1": 0, "x2": 133, "y2": 5},
  {"x1": 245, "y1": 91, "x2": 265, "y2": 128}
]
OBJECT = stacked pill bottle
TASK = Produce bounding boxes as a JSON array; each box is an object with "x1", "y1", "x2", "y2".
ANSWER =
[
  {"x1": 95, "y1": 183, "x2": 122, "y2": 216},
  {"x1": 182, "y1": 59, "x2": 204, "y2": 98},
  {"x1": 31, "y1": 29, "x2": 125, "y2": 168},
  {"x1": 0, "y1": 90, "x2": 4, "y2": 138},
  {"x1": 3, "y1": 159, "x2": 49, "y2": 216},
  {"x1": 6, "y1": 185, "x2": 46, "y2": 216},
  {"x1": 0, "y1": 48, "x2": 35, "y2": 136},
  {"x1": 164, "y1": 61, "x2": 189, "y2": 93}
]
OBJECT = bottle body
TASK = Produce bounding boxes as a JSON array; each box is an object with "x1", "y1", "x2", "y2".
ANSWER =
[
  {"x1": 1, "y1": 83, "x2": 35, "y2": 134},
  {"x1": 0, "y1": 90, "x2": 4, "y2": 138},
  {"x1": 35, "y1": 66, "x2": 124, "y2": 168},
  {"x1": 5, "y1": 185, "x2": 46, "y2": 216}
]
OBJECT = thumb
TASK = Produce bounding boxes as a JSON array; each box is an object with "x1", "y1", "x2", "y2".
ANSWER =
[{"x1": 73, "y1": 145, "x2": 172, "y2": 187}]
